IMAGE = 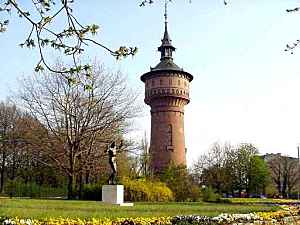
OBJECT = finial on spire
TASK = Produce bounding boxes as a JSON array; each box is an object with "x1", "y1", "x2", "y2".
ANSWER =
[{"x1": 164, "y1": 0, "x2": 168, "y2": 25}]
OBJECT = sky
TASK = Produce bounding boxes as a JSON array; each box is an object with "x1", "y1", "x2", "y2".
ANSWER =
[{"x1": 1, "y1": 0, "x2": 300, "y2": 166}]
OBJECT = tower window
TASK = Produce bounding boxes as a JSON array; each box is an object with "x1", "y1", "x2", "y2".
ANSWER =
[
  {"x1": 178, "y1": 80, "x2": 181, "y2": 86},
  {"x1": 165, "y1": 49, "x2": 171, "y2": 57},
  {"x1": 169, "y1": 79, "x2": 172, "y2": 85},
  {"x1": 152, "y1": 80, "x2": 155, "y2": 86},
  {"x1": 167, "y1": 124, "x2": 172, "y2": 146},
  {"x1": 160, "y1": 79, "x2": 163, "y2": 85}
]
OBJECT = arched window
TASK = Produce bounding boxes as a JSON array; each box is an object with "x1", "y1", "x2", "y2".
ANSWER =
[{"x1": 167, "y1": 124, "x2": 172, "y2": 146}]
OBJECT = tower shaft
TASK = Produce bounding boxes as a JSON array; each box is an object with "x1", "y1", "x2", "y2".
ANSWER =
[{"x1": 150, "y1": 101, "x2": 186, "y2": 172}]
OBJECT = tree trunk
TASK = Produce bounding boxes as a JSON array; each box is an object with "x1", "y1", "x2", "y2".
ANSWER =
[
  {"x1": 282, "y1": 175, "x2": 287, "y2": 198},
  {"x1": 67, "y1": 174, "x2": 74, "y2": 199},
  {"x1": 78, "y1": 173, "x2": 83, "y2": 199},
  {"x1": 85, "y1": 170, "x2": 90, "y2": 184},
  {"x1": 11, "y1": 150, "x2": 16, "y2": 180},
  {"x1": 0, "y1": 151, "x2": 6, "y2": 193}
]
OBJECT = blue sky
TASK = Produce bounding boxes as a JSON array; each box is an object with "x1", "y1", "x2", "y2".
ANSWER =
[{"x1": 1, "y1": 1, "x2": 300, "y2": 165}]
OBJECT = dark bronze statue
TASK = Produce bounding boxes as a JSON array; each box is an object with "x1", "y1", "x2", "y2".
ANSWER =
[{"x1": 106, "y1": 141, "x2": 123, "y2": 185}]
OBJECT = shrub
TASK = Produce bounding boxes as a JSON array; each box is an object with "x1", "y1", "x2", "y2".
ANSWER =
[
  {"x1": 187, "y1": 184, "x2": 202, "y2": 202},
  {"x1": 160, "y1": 165, "x2": 201, "y2": 202},
  {"x1": 123, "y1": 177, "x2": 174, "y2": 202},
  {"x1": 4, "y1": 179, "x2": 66, "y2": 198},
  {"x1": 81, "y1": 183, "x2": 103, "y2": 201},
  {"x1": 202, "y1": 186, "x2": 221, "y2": 202}
]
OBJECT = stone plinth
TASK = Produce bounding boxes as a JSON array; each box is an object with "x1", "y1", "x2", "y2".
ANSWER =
[
  {"x1": 102, "y1": 185, "x2": 133, "y2": 206},
  {"x1": 102, "y1": 185, "x2": 124, "y2": 204}
]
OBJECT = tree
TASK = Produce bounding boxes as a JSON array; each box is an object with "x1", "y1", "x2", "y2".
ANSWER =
[
  {"x1": 192, "y1": 142, "x2": 266, "y2": 197},
  {"x1": 267, "y1": 154, "x2": 300, "y2": 197},
  {"x1": 0, "y1": 102, "x2": 66, "y2": 196},
  {"x1": 192, "y1": 142, "x2": 234, "y2": 194},
  {"x1": 131, "y1": 132, "x2": 151, "y2": 178},
  {"x1": 248, "y1": 155, "x2": 270, "y2": 196},
  {"x1": 19, "y1": 61, "x2": 139, "y2": 199},
  {"x1": 0, "y1": 104, "x2": 28, "y2": 187},
  {"x1": 230, "y1": 143, "x2": 258, "y2": 196},
  {"x1": 0, "y1": 101, "x2": 19, "y2": 193}
]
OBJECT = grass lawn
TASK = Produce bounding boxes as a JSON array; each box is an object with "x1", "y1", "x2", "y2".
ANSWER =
[
  {"x1": 225, "y1": 198, "x2": 300, "y2": 204},
  {"x1": 0, "y1": 198, "x2": 279, "y2": 219}
]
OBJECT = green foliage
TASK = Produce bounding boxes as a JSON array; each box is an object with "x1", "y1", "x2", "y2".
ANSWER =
[
  {"x1": 202, "y1": 186, "x2": 221, "y2": 203},
  {"x1": 81, "y1": 183, "x2": 102, "y2": 201},
  {"x1": 248, "y1": 155, "x2": 270, "y2": 195},
  {"x1": 160, "y1": 165, "x2": 201, "y2": 202},
  {"x1": 194, "y1": 142, "x2": 266, "y2": 196},
  {"x1": 4, "y1": 179, "x2": 66, "y2": 198},
  {"x1": 265, "y1": 183, "x2": 278, "y2": 197},
  {"x1": 122, "y1": 177, "x2": 174, "y2": 202}
]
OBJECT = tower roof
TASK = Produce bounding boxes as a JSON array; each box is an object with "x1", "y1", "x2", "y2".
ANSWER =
[
  {"x1": 153, "y1": 0, "x2": 179, "y2": 70},
  {"x1": 141, "y1": 1, "x2": 193, "y2": 82}
]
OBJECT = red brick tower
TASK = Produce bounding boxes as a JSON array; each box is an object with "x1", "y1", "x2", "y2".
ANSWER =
[{"x1": 140, "y1": 4, "x2": 193, "y2": 174}]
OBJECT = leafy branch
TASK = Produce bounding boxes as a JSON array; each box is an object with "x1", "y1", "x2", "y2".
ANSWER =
[
  {"x1": 285, "y1": 7, "x2": 300, "y2": 54},
  {"x1": 0, "y1": 0, "x2": 138, "y2": 84}
]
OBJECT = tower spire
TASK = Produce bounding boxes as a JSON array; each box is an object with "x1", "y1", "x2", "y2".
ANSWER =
[
  {"x1": 158, "y1": 0, "x2": 175, "y2": 61},
  {"x1": 164, "y1": 0, "x2": 168, "y2": 26}
]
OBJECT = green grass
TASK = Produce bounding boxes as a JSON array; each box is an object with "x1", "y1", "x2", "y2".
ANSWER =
[
  {"x1": 0, "y1": 198, "x2": 279, "y2": 219},
  {"x1": 224, "y1": 198, "x2": 300, "y2": 204}
]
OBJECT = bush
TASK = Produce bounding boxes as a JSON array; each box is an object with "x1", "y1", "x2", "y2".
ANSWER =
[
  {"x1": 160, "y1": 165, "x2": 201, "y2": 202},
  {"x1": 4, "y1": 179, "x2": 66, "y2": 198},
  {"x1": 202, "y1": 186, "x2": 221, "y2": 202},
  {"x1": 123, "y1": 177, "x2": 174, "y2": 202},
  {"x1": 81, "y1": 183, "x2": 102, "y2": 201},
  {"x1": 187, "y1": 184, "x2": 202, "y2": 202}
]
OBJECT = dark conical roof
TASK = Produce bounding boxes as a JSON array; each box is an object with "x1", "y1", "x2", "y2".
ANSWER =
[
  {"x1": 161, "y1": 22, "x2": 173, "y2": 47},
  {"x1": 140, "y1": 2, "x2": 193, "y2": 82},
  {"x1": 151, "y1": 58, "x2": 181, "y2": 71},
  {"x1": 153, "y1": 21, "x2": 178, "y2": 70}
]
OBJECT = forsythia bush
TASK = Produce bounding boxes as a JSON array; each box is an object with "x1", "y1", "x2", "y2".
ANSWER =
[{"x1": 122, "y1": 178, "x2": 174, "y2": 202}]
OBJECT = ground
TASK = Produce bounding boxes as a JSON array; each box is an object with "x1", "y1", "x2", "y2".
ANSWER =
[{"x1": 0, "y1": 198, "x2": 279, "y2": 219}]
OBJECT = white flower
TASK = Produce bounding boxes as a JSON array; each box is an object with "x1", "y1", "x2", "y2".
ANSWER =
[{"x1": 3, "y1": 219, "x2": 16, "y2": 225}]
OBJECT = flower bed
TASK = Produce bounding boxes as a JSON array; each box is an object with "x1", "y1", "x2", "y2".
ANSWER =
[{"x1": 1, "y1": 205, "x2": 300, "y2": 225}]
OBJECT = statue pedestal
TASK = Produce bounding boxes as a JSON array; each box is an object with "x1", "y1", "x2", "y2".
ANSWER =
[{"x1": 102, "y1": 185, "x2": 133, "y2": 206}]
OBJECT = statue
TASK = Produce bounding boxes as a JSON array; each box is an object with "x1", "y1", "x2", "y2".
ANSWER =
[{"x1": 106, "y1": 141, "x2": 123, "y2": 185}]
